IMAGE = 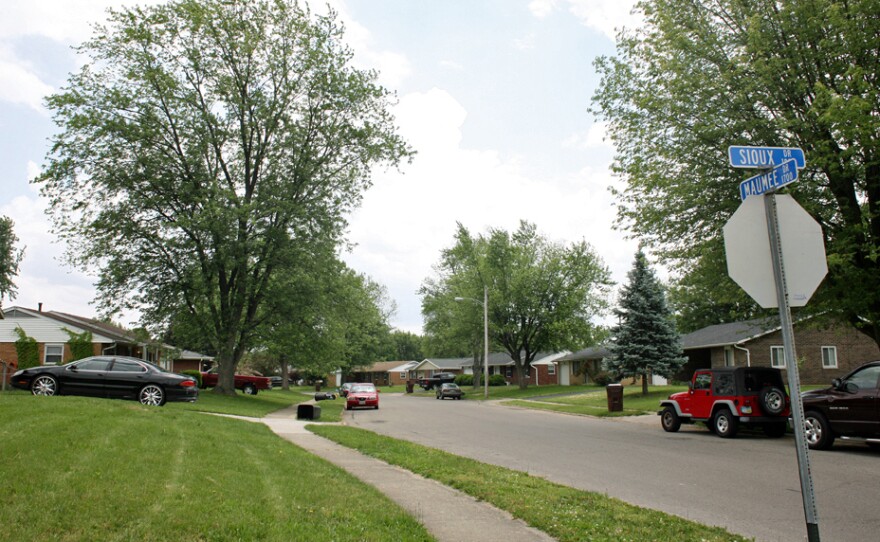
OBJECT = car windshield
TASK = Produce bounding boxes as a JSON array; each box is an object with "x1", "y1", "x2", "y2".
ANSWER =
[
  {"x1": 351, "y1": 384, "x2": 375, "y2": 393},
  {"x1": 443, "y1": 384, "x2": 459, "y2": 389}
]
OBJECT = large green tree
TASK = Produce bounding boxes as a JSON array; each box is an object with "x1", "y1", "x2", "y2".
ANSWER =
[
  {"x1": 37, "y1": 0, "x2": 411, "y2": 393},
  {"x1": 608, "y1": 250, "x2": 686, "y2": 394},
  {"x1": 422, "y1": 221, "x2": 611, "y2": 389},
  {"x1": 593, "y1": 0, "x2": 880, "y2": 342},
  {"x1": 0, "y1": 216, "x2": 24, "y2": 311}
]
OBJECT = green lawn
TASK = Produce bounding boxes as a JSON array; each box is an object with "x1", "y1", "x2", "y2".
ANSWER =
[
  {"x1": 0, "y1": 395, "x2": 432, "y2": 542},
  {"x1": 309, "y1": 425, "x2": 751, "y2": 542},
  {"x1": 498, "y1": 385, "x2": 686, "y2": 417},
  {"x1": 160, "y1": 386, "x2": 344, "y2": 421}
]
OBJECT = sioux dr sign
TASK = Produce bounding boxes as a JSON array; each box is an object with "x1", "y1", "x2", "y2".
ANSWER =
[{"x1": 728, "y1": 145, "x2": 805, "y2": 169}]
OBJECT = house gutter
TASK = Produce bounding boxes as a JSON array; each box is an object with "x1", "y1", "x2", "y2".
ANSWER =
[{"x1": 734, "y1": 343, "x2": 751, "y2": 367}]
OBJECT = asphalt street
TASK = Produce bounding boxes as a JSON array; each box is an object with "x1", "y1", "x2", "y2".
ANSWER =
[{"x1": 345, "y1": 393, "x2": 880, "y2": 542}]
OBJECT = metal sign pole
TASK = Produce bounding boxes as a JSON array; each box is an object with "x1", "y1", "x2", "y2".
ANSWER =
[{"x1": 764, "y1": 193, "x2": 821, "y2": 542}]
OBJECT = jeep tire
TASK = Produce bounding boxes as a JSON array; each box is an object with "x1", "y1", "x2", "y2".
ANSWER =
[
  {"x1": 759, "y1": 386, "x2": 786, "y2": 416},
  {"x1": 713, "y1": 408, "x2": 738, "y2": 438},
  {"x1": 660, "y1": 406, "x2": 681, "y2": 432},
  {"x1": 804, "y1": 410, "x2": 835, "y2": 450}
]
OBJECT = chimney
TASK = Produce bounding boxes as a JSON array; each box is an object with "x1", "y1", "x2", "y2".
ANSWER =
[{"x1": 38, "y1": 302, "x2": 43, "y2": 312}]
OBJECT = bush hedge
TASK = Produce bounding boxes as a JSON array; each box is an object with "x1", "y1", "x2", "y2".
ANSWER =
[{"x1": 180, "y1": 370, "x2": 202, "y2": 388}]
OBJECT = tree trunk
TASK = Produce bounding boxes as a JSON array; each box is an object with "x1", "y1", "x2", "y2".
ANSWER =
[
  {"x1": 642, "y1": 370, "x2": 649, "y2": 395},
  {"x1": 472, "y1": 349, "x2": 484, "y2": 389},
  {"x1": 516, "y1": 361, "x2": 528, "y2": 390},
  {"x1": 280, "y1": 356, "x2": 290, "y2": 390}
]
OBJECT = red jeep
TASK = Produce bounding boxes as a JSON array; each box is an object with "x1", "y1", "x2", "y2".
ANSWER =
[{"x1": 660, "y1": 367, "x2": 790, "y2": 438}]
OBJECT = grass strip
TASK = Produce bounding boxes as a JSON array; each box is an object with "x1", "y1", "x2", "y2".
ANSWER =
[
  {"x1": 308, "y1": 425, "x2": 751, "y2": 542},
  {"x1": 0, "y1": 395, "x2": 433, "y2": 542}
]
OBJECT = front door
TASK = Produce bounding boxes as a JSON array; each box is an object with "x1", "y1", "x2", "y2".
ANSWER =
[{"x1": 560, "y1": 363, "x2": 571, "y2": 386}]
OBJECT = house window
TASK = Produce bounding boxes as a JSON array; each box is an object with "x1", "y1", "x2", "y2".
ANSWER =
[
  {"x1": 548, "y1": 364, "x2": 556, "y2": 376},
  {"x1": 44, "y1": 344, "x2": 64, "y2": 365},
  {"x1": 723, "y1": 347, "x2": 735, "y2": 367},
  {"x1": 821, "y1": 346, "x2": 838, "y2": 369},
  {"x1": 770, "y1": 346, "x2": 786, "y2": 368},
  {"x1": 506, "y1": 366, "x2": 513, "y2": 378},
  {"x1": 400, "y1": 372, "x2": 406, "y2": 379}
]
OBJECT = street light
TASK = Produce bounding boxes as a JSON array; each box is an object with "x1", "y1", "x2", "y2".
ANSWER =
[{"x1": 455, "y1": 286, "x2": 489, "y2": 400}]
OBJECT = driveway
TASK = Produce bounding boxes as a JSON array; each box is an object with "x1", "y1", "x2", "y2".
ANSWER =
[{"x1": 345, "y1": 393, "x2": 880, "y2": 542}]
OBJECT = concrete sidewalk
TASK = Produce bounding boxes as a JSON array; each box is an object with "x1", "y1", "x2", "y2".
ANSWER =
[{"x1": 261, "y1": 407, "x2": 555, "y2": 542}]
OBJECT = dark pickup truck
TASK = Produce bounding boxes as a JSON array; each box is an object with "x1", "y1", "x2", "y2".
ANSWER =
[{"x1": 418, "y1": 373, "x2": 457, "y2": 390}]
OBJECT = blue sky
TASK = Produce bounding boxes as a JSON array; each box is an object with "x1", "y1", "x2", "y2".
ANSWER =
[{"x1": 0, "y1": 0, "x2": 640, "y2": 333}]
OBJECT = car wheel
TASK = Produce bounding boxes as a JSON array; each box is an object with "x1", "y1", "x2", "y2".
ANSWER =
[
  {"x1": 31, "y1": 375, "x2": 58, "y2": 396},
  {"x1": 139, "y1": 384, "x2": 165, "y2": 406},
  {"x1": 759, "y1": 386, "x2": 786, "y2": 416},
  {"x1": 242, "y1": 384, "x2": 257, "y2": 395},
  {"x1": 804, "y1": 411, "x2": 834, "y2": 450},
  {"x1": 660, "y1": 406, "x2": 681, "y2": 432},
  {"x1": 713, "y1": 408, "x2": 738, "y2": 438},
  {"x1": 763, "y1": 423, "x2": 787, "y2": 438}
]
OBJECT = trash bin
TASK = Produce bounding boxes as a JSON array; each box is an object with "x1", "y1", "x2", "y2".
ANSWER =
[
  {"x1": 406, "y1": 380, "x2": 414, "y2": 394},
  {"x1": 606, "y1": 383, "x2": 623, "y2": 412},
  {"x1": 297, "y1": 403, "x2": 321, "y2": 420},
  {"x1": 314, "y1": 380, "x2": 322, "y2": 392}
]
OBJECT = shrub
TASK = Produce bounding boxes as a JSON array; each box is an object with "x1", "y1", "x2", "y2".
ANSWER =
[
  {"x1": 589, "y1": 371, "x2": 615, "y2": 386},
  {"x1": 488, "y1": 374, "x2": 507, "y2": 386},
  {"x1": 181, "y1": 370, "x2": 202, "y2": 387},
  {"x1": 454, "y1": 374, "x2": 474, "y2": 386},
  {"x1": 13, "y1": 327, "x2": 39, "y2": 369},
  {"x1": 63, "y1": 328, "x2": 93, "y2": 361}
]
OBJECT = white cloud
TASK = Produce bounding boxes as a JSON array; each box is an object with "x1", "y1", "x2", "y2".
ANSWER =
[
  {"x1": 512, "y1": 33, "x2": 537, "y2": 51},
  {"x1": 440, "y1": 59, "x2": 464, "y2": 71},
  {"x1": 344, "y1": 89, "x2": 636, "y2": 332},
  {"x1": 0, "y1": 46, "x2": 53, "y2": 113},
  {"x1": 565, "y1": 0, "x2": 641, "y2": 40},
  {"x1": 563, "y1": 121, "x2": 611, "y2": 150},
  {"x1": 528, "y1": 0, "x2": 559, "y2": 19},
  {"x1": 528, "y1": 0, "x2": 641, "y2": 41}
]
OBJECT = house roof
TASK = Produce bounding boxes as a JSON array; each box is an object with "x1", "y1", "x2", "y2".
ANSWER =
[
  {"x1": 559, "y1": 346, "x2": 612, "y2": 362},
  {"x1": 680, "y1": 318, "x2": 782, "y2": 349},
  {"x1": 387, "y1": 361, "x2": 419, "y2": 373},
  {"x1": 176, "y1": 349, "x2": 214, "y2": 361},
  {"x1": 44, "y1": 310, "x2": 144, "y2": 344},
  {"x1": 531, "y1": 351, "x2": 571, "y2": 365},
  {"x1": 413, "y1": 352, "x2": 559, "y2": 371},
  {"x1": 353, "y1": 360, "x2": 411, "y2": 373}
]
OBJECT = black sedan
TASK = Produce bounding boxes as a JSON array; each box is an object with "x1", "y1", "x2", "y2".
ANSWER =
[{"x1": 10, "y1": 356, "x2": 199, "y2": 406}]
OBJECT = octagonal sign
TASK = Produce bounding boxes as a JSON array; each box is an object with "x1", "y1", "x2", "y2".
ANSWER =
[{"x1": 723, "y1": 195, "x2": 828, "y2": 308}]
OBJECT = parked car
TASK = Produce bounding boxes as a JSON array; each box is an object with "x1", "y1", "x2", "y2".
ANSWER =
[
  {"x1": 436, "y1": 382, "x2": 464, "y2": 400},
  {"x1": 345, "y1": 383, "x2": 379, "y2": 410},
  {"x1": 10, "y1": 356, "x2": 199, "y2": 406},
  {"x1": 417, "y1": 373, "x2": 457, "y2": 390},
  {"x1": 801, "y1": 361, "x2": 880, "y2": 450},
  {"x1": 659, "y1": 367, "x2": 790, "y2": 438},
  {"x1": 200, "y1": 367, "x2": 271, "y2": 395},
  {"x1": 339, "y1": 383, "x2": 353, "y2": 397}
]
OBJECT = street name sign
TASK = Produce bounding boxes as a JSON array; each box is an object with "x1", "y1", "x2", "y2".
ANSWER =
[
  {"x1": 739, "y1": 159, "x2": 799, "y2": 200},
  {"x1": 723, "y1": 194, "x2": 827, "y2": 308},
  {"x1": 728, "y1": 146, "x2": 805, "y2": 169}
]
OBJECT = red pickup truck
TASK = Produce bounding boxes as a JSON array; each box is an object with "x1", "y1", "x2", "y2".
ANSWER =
[{"x1": 200, "y1": 368, "x2": 272, "y2": 395}]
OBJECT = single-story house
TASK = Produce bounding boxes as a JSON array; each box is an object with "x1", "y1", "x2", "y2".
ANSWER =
[
  {"x1": 680, "y1": 317, "x2": 880, "y2": 384},
  {"x1": 387, "y1": 360, "x2": 420, "y2": 385},
  {"x1": 172, "y1": 349, "x2": 215, "y2": 374},
  {"x1": 555, "y1": 347, "x2": 612, "y2": 385},
  {"x1": 0, "y1": 305, "x2": 211, "y2": 384}
]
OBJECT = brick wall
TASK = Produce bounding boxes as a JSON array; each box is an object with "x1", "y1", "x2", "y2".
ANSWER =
[{"x1": 708, "y1": 321, "x2": 880, "y2": 384}]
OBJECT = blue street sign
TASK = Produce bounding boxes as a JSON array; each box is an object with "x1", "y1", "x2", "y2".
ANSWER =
[
  {"x1": 739, "y1": 159, "x2": 799, "y2": 200},
  {"x1": 729, "y1": 146, "x2": 805, "y2": 169}
]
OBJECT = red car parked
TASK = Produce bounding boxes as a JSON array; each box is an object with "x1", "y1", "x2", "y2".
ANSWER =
[
  {"x1": 345, "y1": 383, "x2": 379, "y2": 410},
  {"x1": 200, "y1": 367, "x2": 271, "y2": 395}
]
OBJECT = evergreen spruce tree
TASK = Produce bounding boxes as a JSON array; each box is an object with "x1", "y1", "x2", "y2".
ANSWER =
[{"x1": 608, "y1": 249, "x2": 686, "y2": 395}]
